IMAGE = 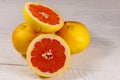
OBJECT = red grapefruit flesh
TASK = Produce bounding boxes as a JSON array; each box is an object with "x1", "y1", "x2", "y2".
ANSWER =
[
  {"x1": 27, "y1": 34, "x2": 70, "y2": 77},
  {"x1": 29, "y1": 4, "x2": 60, "y2": 25},
  {"x1": 24, "y1": 2, "x2": 64, "y2": 32}
]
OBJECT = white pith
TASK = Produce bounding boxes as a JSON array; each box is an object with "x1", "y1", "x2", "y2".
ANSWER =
[
  {"x1": 39, "y1": 12, "x2": 49, "y2": 19},
  {"x1": 41, "y1": 49, "x2": 53, "y2": 59}
]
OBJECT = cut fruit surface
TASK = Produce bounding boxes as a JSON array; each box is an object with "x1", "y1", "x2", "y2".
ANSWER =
[
  {"x1": 24, "y1": 2, "x2": 64, "y2": 32},
  {"x1": 27, "y1": 34, "x2": 70, "y2": 77},
  {"x1": 29, "y1": 4, "x2": 59, "y2": 25}
]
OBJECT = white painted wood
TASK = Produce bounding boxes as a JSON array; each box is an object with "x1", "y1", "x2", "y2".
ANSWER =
[{"x1": 0, "y1": 0, "x2": 120, "y2": 80}]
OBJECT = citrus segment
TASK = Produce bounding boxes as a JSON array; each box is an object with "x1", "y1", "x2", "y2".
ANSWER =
[
  {"x1": 29, "y1": 4, "x2": 60, "y2": 25},
  {"x1": 31, "y1": 38, "x2": 66, "y2": 73},
  {"x1": 27, "y1": 34, "x2": 70, "y2": 77},
  {"x1": 24, "y1": 2, "x2": 64, "y2": 32}
]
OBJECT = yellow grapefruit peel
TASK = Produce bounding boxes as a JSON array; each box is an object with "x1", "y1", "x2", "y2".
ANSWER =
[{"x1": 24, "y1": 2, "x2": 64, "y2": 33}]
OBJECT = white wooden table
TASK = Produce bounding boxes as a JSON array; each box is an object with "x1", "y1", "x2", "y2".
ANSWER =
[{"x1": 0, "y1": 0, "x2": 120, "y2": 80}]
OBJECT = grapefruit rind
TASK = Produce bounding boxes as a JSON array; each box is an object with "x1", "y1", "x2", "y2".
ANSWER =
[
  {"x1": 12, "y1": 22, "x2": 39, "y2": 55},
  {"x1": 56, "y1": 21, "x2": 90, "y2": 54},
  {"x1": 24, "y1": 2, "x2": 64, "y2": 33},
  {"x1": 26, "y1": 34, "x2": 71, "y2": 77}
]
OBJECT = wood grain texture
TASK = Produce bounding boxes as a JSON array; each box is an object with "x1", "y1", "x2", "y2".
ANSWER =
[{"x1": 0, "y1": 0, "x2": 120, "y2": 80}]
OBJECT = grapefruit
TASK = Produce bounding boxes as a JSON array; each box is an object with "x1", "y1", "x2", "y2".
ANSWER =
[
  {"x1": 24, "y1": 2, "x2": 64, "y2": 33},
  {"x1": 12, "y1": 22, "x2": 40, "y2": 55},
  {"x1": 26, "y1": 34, "x2": 71, "y2": 77},
  {"x1": 56, "y1": 21, "x2": 90, "y2": 54}
]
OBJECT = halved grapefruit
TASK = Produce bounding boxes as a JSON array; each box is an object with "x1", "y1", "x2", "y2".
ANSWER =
[
  {"x1": 26, "y1": 34, "x2": 71, "y2": 77},
  {"x1": 24, "y1": 2, "x2": 64, "y2": 33}
]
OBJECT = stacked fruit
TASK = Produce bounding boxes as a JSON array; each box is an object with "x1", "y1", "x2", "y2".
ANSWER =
[{"x1": 12, "y1": 2, "x2": 90, "y2": 77}]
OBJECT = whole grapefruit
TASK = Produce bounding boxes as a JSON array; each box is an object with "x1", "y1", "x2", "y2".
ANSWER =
[
  {"x1": 56, "y1": 21, "x2": 90, "y2": 54},
  {"x1": 12, "y1": 22, "x2": 40, "y2": 55}
]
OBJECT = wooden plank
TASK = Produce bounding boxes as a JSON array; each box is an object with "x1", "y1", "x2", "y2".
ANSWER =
[
  {"x1": 0, "y1": 0, "x2": 120, "y2": 79},
  {"x1": 0, "y1": 65, "x2": 120, "y2": 80}
]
